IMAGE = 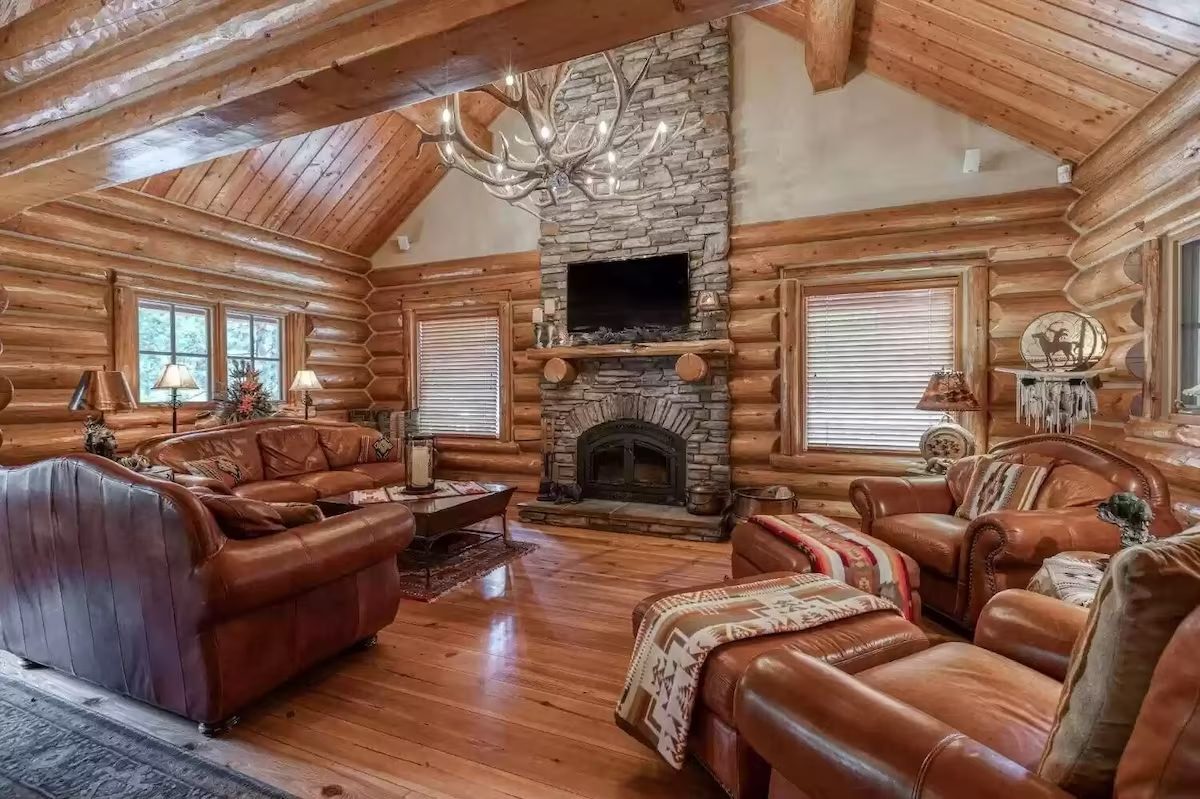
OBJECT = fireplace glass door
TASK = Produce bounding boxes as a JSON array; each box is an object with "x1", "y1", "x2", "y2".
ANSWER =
[{"x1": 577, "y1": 420, "x2": 686, "y2": 505}]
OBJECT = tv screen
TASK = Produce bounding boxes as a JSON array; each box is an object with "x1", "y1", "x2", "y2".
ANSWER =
[{"x1": 567, "y1": 254, "x2": 690, "y2": 332}]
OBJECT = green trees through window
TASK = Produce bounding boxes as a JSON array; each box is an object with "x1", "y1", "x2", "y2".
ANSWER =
[
  {"x1": 226, "y1": 312, "x2": 283, "y2": 400},
  {"x1": 137, "y1": 300, "x2": 211, "y2": 404}
]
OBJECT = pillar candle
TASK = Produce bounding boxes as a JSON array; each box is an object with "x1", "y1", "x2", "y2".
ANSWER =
[
  {"x1": 409, "y1": 445, "x2": 432, "y2": 488},
  {"x1": 544, "y1": 298, "x2": 556, "y2": 315},
  {"x1": 532, "y1": 307, "x2": 544, "y2": 324}
]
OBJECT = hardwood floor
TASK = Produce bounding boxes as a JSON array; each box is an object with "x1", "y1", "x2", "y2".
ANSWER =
[{"x1": 0, "y1": 523, "x2": 732, "y2": 799}]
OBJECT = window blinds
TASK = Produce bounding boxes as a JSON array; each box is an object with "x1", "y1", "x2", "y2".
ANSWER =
[
  {"x1": 417, "y1": 314, "x2": 501, "y2": 437},
  {"x1": 804, "y1": 286, "x2": 955, "y2": 452}
]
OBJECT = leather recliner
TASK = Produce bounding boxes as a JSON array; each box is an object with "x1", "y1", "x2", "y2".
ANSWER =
[
  {"x1": 136, "y1": 417, "x2": 406, "y2": 503},
  {"x1": 849, "y1": 434, "x2": 1180, "y2": 626},
  {"x1": 0, "y1": 455, "x2": 414, "y2": 732}
]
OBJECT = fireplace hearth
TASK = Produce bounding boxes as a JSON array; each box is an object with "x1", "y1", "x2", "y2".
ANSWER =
[{"x1": 577, "y1": 420, "x2": 686, "y2": 505}]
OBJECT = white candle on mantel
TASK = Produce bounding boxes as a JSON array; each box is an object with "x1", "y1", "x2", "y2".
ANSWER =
[
  {"x1": 410, "y1": 446, "x2": 432, "y2": 488},
  {"x1": 544, "y1": 298, "x2": 556, "y2": 315},
  {"x1": 532, "y1": 307, "x2": 545, "y2": 324}
]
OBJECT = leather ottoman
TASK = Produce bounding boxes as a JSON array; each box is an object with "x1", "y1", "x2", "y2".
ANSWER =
[
  {"x1": 731, "y1": 518, "x2": 924, "y2": 622},
  {"x1": 631, "y1": 574, "x2": 929, "y2": 799}
]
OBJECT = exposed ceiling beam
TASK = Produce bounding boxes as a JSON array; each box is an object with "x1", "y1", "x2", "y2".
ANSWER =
[
  {"x1": 0, "y1": 0, "x2": 779, "y2": 220},
  {"x1": 805, "y1": 0, "x2": 856, "y2": 91}
]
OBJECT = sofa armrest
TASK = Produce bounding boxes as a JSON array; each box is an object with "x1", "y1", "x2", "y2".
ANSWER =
[
  {"x1": 974, "y1": 590, "x2": 1089, "y2": 681},
  {"x1": 849, "y1": 476, "x2": 955, "y2": 533},
  {"x1": 202, "y1": 504, "x2": 415, "y2": 621},
  {"x1": 735, "y1": 650, "x2": 1073, "y2": 799},
  {"x1": 173, "y1": 473, "x2": 232, "y2": 493}
]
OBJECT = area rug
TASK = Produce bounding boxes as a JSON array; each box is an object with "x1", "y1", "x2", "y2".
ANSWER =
[
  {"x1": 398, "y1": 534, "x2": 538, "y2": 602},
  {"x1": 0, "y1": 675, "x2": 293, "y2": 799}
]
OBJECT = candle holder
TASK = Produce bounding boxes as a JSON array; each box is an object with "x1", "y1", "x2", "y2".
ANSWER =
[{"x1": 404, "y1": 434, "x2": 438, "y2": 494}]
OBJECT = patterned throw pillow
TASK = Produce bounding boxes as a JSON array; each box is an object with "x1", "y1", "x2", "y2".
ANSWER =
[
  {"x1": 182, "y1": 456, "x2": 246, "y2": 490},
  {"x1": 359, "y1": 434, "x2": 401, "y2": 463},
  {"x1": 954, "y1": 455, "x2": 1049, "y2": 520}
]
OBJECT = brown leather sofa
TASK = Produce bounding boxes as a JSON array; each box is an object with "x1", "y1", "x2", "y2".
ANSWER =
[
  {"x1": 0, "y1": 455, "x2": 414, "y2": 732},
  {"x1": 136, "y1": 418, "x2": 405, "y2": 503},
  {"x1": 849, "y1": 434, "x2": 1180, "y2": 626},
  {"x1": 735, "y1": 586, "x2": 1198, "y2": 798}
]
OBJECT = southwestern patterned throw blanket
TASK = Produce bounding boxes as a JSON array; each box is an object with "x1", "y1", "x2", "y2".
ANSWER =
[
  {"x1": 616, "y1": 573, "x2": 898, "y2": 769},
  {"x1": 751, "y1": 513, "x2": 916, "y2": 621}
]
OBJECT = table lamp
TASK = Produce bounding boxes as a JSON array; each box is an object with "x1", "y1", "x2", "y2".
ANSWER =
[
  {"x1": 153, "y1": 362, "x2": 198, "y2": 433},
  {"x1": 289, "y1": 370, "x2": 323, "y2": 419},
  {"x1": 915, "y1": 369, "x2": 981, "y2": 473},
  {"x1": 68, "y1": 370, "x2": 137, "y2": 459}
]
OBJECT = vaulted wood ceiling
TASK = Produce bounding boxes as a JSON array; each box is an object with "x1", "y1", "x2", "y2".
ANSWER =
[
  {"x1": 126, "y1": 96, "x2": 504, "y2": 257},
  {"x1": 754, "y1": 0, "x2": 1200, "y2": 162}
]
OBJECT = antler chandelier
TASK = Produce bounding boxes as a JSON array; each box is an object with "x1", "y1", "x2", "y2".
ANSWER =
[{"x1": 418, "y1": 52, "x2": 698, "y2": 215}]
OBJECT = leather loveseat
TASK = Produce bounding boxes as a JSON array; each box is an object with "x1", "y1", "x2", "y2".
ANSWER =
[
  {"x1": 0, "y1": 455, "x2": 414, "y2": 732},
  {"x1": 136, "y1": 418, "x2": 406, "y2": 503},
  {"x1": 849, "y1": 434, "x2": 1180, "y2": 627}
]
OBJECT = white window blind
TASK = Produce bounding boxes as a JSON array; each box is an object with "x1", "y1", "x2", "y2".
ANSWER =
[
  {"x1": 804, "y1": 286, "x2": 955, "y2": 452},
  {"x1": 417, "y1": 314, "x2": 501, "y2": 437}
]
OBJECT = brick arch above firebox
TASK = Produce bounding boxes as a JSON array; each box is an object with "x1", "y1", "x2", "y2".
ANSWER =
[{"x1": 562, "y1": 394, "x2": 699, "y2": 440}]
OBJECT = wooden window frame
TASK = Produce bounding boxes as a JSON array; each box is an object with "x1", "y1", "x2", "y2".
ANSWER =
[
  {"x1": 404, "y1": 295, "x2": 513, "y2": 442},
  {"x1": 1159, "y1": 225, "x2": 1200, "y2": 423},
  {"x1": 223, "y1": 307, "x2": 287, "y2": 401},
  {"x1": 780, "y1": 261, "x2": 988, "y2": 456},
  {"x1": 118, "y1": 288, "x2": 300, "y2": 408},
  {"x1": 131, "y1": 295, "x2": 217, "y2": 407}
]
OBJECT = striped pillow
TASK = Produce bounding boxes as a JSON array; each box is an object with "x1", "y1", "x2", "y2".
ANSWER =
[{"x1": 955, "y1": 456, "x2": 1049, "y2": 520}]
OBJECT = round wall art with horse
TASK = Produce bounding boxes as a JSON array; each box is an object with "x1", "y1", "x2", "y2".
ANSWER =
[{"x1": 1019, "y1": 311, "x2": 1108, "y2": 373}]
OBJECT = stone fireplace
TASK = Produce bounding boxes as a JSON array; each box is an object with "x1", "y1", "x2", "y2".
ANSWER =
[{"x1": 518, "y1": 21, "x2": 732, "y2": 542}]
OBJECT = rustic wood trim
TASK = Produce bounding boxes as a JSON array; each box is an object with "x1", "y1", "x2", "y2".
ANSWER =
[
  {"x1": 779, "y1": 279, "x2": 800, "y2": 456},
  {"x1": 525, "y1": 339, "x2": 735, "y2": 362},
  {"x1": 285, "y1": 311, "x2": 307, "y2": 406},
  {"x1": 965, "y1": 264, "x2": 990, "y2": 450}
]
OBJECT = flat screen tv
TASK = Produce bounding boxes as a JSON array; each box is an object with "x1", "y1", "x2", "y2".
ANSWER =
[{"x1": 567, "y1": 254, "x2": 690, "y2": 332}]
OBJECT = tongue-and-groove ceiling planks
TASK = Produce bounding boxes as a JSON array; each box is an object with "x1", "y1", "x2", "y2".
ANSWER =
[{"x1": 755, "y1": 0, "x2": 1200, "y2": 162}]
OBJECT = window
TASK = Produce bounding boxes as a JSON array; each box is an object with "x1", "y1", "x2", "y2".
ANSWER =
[
  {"x1": 1176, "y1": 239, "x2": 1200, "y2": 412},
  {"x1": 137, "y1": 299, "x2": 212, "y2": 403},
  {"x1": 226, "y1": 311, "x2": 283, "y2": 400},
  {"x1": 804, "y1": 285, "x2": 956, "y2": 452},
  {"x1": 415, "y1": 313, "x2": 501, "y2": 437}
]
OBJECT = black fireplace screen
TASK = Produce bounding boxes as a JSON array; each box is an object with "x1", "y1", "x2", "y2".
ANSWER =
[{"x1": 577, "y1": 419, "x2": 686, "y2": 505}]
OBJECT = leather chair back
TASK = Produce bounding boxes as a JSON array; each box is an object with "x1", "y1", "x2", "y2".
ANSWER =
[
  {"x1": 990, "y1": 435, "x2": 1172, "y2": 507},
  {"x1": 136, "y1": 417, "x2": 368, "y2": 472}
]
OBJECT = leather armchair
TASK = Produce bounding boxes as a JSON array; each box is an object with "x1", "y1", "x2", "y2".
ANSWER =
[
  {"x1": 0, "y1": 455, "x2": 414, "y2": 733},
  {"x1": 850, "y1": 434, "x2": 1180, "y2": 626},
  {"x1": 735, "y1": 589, "x2": 1198, "y2": 798}
]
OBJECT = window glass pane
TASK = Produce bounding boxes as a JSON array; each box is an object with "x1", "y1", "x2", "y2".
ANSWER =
[
  {"x1": 138, "y1": 352, "x2": 171, "y2": 403},
  {"x1": 226, "y1": 314, "x2": 252, "y2": 357},
  {"x1": 177, "y1": 355, "x2": 210, "y2": 402},
  {"x1": 804, "y1": 286, "x2": 955, "y2": 452},
  {"x1": 138, "y1": 303, "x2": 171, "y2": 352},
  {"x1": 417, "y1": 315, "x2": 501, "y2": 437},
  {"x1": 175, "y1": 308, "x2": 209, "y2": 354},
  {"x1": 254, "y1": 317, "x2": 281, "y2": 359},
  {"x1": 257, "y1": 360, "x2": 282, "y2": 401},
  {"x1": 1179, "y1": 240, "x2": 1200, "y2": 412}
]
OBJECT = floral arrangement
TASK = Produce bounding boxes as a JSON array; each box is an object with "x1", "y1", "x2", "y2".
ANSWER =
[
  {"x1": 214, "y1": 361, "x2": 277, "y2": 423},
  {"x1": 1097, "y1": 492, "x2": 1154, "y2": 548}
]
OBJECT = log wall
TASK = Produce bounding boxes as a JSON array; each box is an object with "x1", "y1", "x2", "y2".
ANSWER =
[
  {"x1": 0, "y1": 188, "x2": 372, "y2": 463},
  {"x1": 728, "y1": 187, "x2": 1080, "y2": 519},
  {"x1": 366, "y1": 251, "x2": 543, "y2": 506}
]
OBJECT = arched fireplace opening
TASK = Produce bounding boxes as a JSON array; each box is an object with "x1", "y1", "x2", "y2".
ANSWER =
[{"x1": 576, "y1": 419, "x2": 687, "y2": 505}]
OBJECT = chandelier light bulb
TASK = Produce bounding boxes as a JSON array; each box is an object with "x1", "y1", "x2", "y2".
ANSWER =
[
  {"x1": 607, "y1": 175, "x2": 617, "y2": 187},
  {"x1": 441, "y1": 107, "x2": 452, "y2": 124},
  {"x1": 540, "y1": 125, "x2": 552, "y2": 141},
  {"x1": 505, "y1": 73, "x2": 515, "y2": 87},
  {"x1": 585, "y1": 176, "x2": 593, "y2": 185},
  {"x1": 598, "y1": 119, "x2": 608, "y2": 135},
  {"x1": 607, "y1": 151, "x2": 617, "y2": 164},
  {"x1": 656, "y1": 121, "x2": 668, "y2": 135}
]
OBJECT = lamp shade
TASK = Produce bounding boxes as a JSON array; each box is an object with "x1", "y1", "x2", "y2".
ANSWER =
[
  {"x1": 289, "y1": 370, "x2": 323, "y2": 392},
  {"x1": 916, "y1": 369, "x2": 981, "y2": 412},
  {"x1": 153, "y1": 362, "x2": 199, "y2": 391},
  {"x1": 69, "y1": 370, "x2": 137, "y2": 412}
]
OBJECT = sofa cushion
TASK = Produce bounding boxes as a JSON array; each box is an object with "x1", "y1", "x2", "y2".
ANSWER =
[
  {"x1": 1038, "y1": 531, "x2": 1200, "y2": 797},
  {"x1": 181, "y1": 455, "x2": 245, "y2": 490},
  {"x1": 191, "y1": 491, "x2": 286, "y2": 539},
  {"x1": 154, "y1": 427, "x2": 264, "y2": 483},
  {"x1": 955, "y1": 456, "x2": 1049, "y2": 520},
  {"x1": 861, "y1": 643, "x2": 1059, "y2": 771},
  {"x1": 258, "y1": 425, "x2": 329, "y2": 479},
  {"x1": 231, "y1": 480, "x2": 319, "y2": 503},
  {"x1": 270, "y1": 502, "x2": 325, "y2": 528},
  {"x1": 316, "y1": 426, "x2": 370, "y2": 469},
  {"x1": 291, "y1": 470, "x2": 373, "y2": 497},
  {"x1": 1034, "y1": 464, "x2": 1118, "y2": 510},
  {"x1": 871, "y1": 513, "x2": 967, "y2": 578},
  {"x1": 346, "y1": 461, "x2": 406, "y2": 487}
]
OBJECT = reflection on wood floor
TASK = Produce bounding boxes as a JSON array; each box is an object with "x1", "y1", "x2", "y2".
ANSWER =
[{"x1": 1, "y1": 522, "x2": 732, "y2": 799}]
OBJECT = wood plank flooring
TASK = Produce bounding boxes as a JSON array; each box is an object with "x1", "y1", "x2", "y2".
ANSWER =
[{"x1": 0, "y1": 523, "x2": 732, "y2": 799}]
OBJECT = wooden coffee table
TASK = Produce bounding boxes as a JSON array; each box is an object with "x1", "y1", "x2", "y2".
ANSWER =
[{"x1": 317, "y1": 483, "x2": 516, "y2": 588}]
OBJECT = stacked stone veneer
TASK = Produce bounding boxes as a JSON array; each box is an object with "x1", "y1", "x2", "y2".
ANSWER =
[{"x1": 539, "y1": 21, "x2": 732, "y2": 514}]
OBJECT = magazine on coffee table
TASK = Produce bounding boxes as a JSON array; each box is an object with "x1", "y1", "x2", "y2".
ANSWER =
[{"x1": 349, "y1": 480, "x2": 492, "y2": 505}]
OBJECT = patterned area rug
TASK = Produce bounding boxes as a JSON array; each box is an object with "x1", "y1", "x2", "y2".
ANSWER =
[
  {"x1": 398, "y1": 534, "x2": 538, "y2": 602},
  {"x1": 0, "y1": 676, "x2": 293, "y2": 798}
]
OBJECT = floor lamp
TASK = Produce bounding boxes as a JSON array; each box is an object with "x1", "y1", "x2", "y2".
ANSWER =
[
  {"x1": 154, "y1": 363, "x2": 198, "y2": 433},
  {"x1": 290, "y1": 370, "x2": 323, "y2": 419}
]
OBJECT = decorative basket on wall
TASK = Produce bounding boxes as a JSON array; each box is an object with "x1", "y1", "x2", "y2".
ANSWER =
[{"x1": 998, "y1": 311, "x2": 1111, "y2": 435}]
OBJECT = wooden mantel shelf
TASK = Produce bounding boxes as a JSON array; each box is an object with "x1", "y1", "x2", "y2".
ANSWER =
[{"x1": 526, "y1": 338, "x2": 736, "y2": 362}]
